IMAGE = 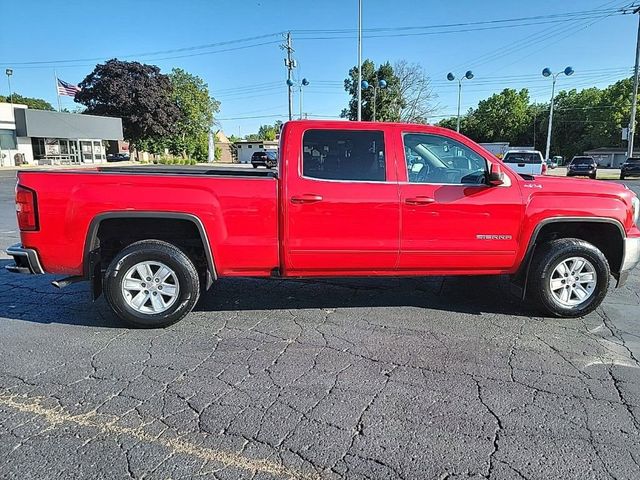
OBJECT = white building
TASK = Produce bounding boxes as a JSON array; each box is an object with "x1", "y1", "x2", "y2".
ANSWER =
[
  {"x1": 0, "y1": 103, "x2": 34, "y2": 167},
  {"x1": 0, "y1": 102, "x2": 123, "y2": 167},
  {"x1": 235, "y1": 140, "x2": 278, "y2": 164}
]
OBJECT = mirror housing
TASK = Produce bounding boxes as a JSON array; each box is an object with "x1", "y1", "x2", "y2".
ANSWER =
[{"x1": 488, "y1": 163, "x2": 505, "y2": 186}]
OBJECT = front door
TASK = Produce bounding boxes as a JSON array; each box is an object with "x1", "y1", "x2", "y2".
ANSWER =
[
  {"x1": 398, "y1": 132, "x2": 523, "y2": 271},
  {"x1": 285, "y1": 127, "x2": 400, "y2": 274}
]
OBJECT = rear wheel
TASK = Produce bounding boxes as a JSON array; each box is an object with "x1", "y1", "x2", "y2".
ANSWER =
[
  {"x1": 620, "y1": 174, "x2": 625, "y2": 180},
  {"x1": 590, "y1": 173, "x2": 597, "y2": 179},
  {"x1": 528, "y1": 238, "x2": 609, "y2": 318},
  {"x1": 104, "y1": 240, "x2": 200, "y2": 328}
]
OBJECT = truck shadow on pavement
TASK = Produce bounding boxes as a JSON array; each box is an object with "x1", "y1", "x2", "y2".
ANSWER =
[{"x1": 0, "y1": 258, "x2": 538, "y2": 328}]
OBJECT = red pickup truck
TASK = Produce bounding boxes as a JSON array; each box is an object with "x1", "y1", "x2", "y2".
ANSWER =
[{"x1": 7, "y1": 120, "x2": 640, "y2": 327}]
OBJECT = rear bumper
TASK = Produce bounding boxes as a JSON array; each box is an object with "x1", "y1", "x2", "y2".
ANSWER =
[
  {"x1": 4, "y1": 243, "x2": 45, "y2": 274},
  {"x1": 617, "y1": 236, "x2": 640, "y2": 287}
]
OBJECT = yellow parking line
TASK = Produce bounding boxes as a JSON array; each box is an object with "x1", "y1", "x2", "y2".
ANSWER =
[{"x1": 0, "y1": 392, "x2": 319, "y2": 480}]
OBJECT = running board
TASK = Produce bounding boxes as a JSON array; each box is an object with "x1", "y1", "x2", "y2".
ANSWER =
[{"x1": 52, "y1": 276, "x2": 85, "y2": 289}]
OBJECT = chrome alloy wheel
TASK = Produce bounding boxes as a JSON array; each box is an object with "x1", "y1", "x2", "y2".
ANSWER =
[
  {"x1": 121, "y1": 261, "x2": 180, "y2": 314},
  {"x1": 549, "y1": 256, "x2": 597, "y2": 308}
]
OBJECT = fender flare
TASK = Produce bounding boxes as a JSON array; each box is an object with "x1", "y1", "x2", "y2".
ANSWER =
[
  {"x1": 513, "y1": 216, "x2": 625, "y2": 298},
  {"x1": 83, "y1": 211, "x2": 217, "y2": 286}
]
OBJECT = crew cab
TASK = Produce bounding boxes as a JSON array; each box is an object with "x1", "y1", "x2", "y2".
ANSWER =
[{"x1": 6, "y1": 120, "x2": 640, "y2": 327}]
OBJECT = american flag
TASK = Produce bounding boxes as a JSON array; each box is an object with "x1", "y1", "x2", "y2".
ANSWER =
[{"x1": 57, "y1": 78, "x2": 81, "y2": 96}]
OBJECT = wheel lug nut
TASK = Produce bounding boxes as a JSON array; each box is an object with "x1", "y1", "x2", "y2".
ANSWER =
[
  {"x1": 155, "y1": 278, "x2": 160, "y2": 282},
  {"x1": 144, "y1": 290, "x2": 149, "y2": 294},
  {"x1": 141, "y1": 283, "x2": 146, "y2": 287},
  {"x1": 146, "y1": 277, "x2": 151, "y2": 281},
  {"x1": 152, "y1": 292, "x2": 157, "y2": 296},
  {"x1": 158, "y1": 286, "x2": 163, "y2": 290}
]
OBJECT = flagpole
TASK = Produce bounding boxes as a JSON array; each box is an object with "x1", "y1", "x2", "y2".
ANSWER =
[{"x1": 54, "y1": 70, "x2": 61, "y2": 112}]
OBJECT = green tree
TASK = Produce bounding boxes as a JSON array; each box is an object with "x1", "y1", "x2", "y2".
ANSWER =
[
  {"x1": 463, "y1": 88, "x2": 532, "y2": 144},
  {"x1": 168, "y1": 68, "x2": 220, "y2": 160},
  {"x1": 257, "y1": 124, "x2": 277, "y2": 140},
  {"x1": 0, "y1": 93, "x2": 54, "y2": 110},
  {"x1": 256, "y1": 121, "x2": 283, "y2": 140},
  {"x1": 341, "y1": 60, "x2": 401, "y2": 121},
  {"x1": 75, "y1": 59, "x2": 181, "y2": 155},
  {"x1": 342, "y1": 59, "x2": 435, "y2": 122}
]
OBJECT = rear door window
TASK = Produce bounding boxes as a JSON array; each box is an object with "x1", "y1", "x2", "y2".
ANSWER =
[
  {"x1": 302, "y1": 129, "x2": 386, "y2": 181},
  {"x1": 503, "y1": 152, "x2": 541, "y2": 164}
]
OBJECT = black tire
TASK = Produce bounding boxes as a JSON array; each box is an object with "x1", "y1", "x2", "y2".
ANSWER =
[
  {"x1": 528, "y1": 238, "x2": 610, "y2": 318},
  {"x1": 590, "y1": 174, "x2": 597, "y2": 179},
  {"x1": 103, "y1": 240, "x2": 200, "y2": 328},
  {"x1": 252, "y1": 164, "x2": 258, "y2": 168},
  {"x1": 620, "y1": 174, "x2": 625, "y2": 180}
]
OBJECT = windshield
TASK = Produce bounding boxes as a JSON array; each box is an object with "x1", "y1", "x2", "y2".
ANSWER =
[
  {"x1": 503, "y1": 152, "x2": 541, "y2": 164},
  {"x1": 571, "y1": 157, "x2": 593, "y2": 165},
  {"x1": 626, "y1": 158, "x2": 640, "y2": 164}
]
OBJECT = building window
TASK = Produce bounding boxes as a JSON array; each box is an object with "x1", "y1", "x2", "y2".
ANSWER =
[
  {"x1": 259, "y1": 144, "x2": 264, "y2": 148},
  {"x1": 248, "y1": 144, "x2": 252, "y2": 149},
  {"x1": 0, "y1": 129, "x2": 16, "y2": 149},
  {"x1": 237, "y1": 145, "x2": 241, "y2": 149}
]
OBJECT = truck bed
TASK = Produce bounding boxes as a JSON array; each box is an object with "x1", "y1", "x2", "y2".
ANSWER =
[{"x1": 16, "y1": 167, "x2": 280, "y2": 277}]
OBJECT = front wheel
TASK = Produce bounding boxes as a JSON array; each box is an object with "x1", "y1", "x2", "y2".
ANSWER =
[
  {"x1": 103, "y1": 240, "x2": 200, "y2": 327},
  {"x1": 528, "y1": 238, "x2": 609, "y2": 318}
]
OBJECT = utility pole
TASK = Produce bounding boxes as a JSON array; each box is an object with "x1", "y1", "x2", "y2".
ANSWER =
[
  {"x1": 628, "y1": 6, "x2": 640, "y2": 159},
  {"x1": 357, "y1": 0, "x2": 362, "y2": 121},
  {"x1": 544, "y1": 76, "x2": 557, "y2": 162},
  {"x1": 282, "y1": 32, "x2": 296, "y2": 121}
]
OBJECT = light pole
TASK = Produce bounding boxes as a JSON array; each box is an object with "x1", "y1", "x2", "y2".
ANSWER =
[
  {"x1": 447, "y1": 70, "x2": 474, "y2": 132},
  {"x1": 627, "y1": 6, "x2": 640, "y2": 158},
  {"x1": 299, "y1": 78, "x2": 309, "y2": 119},
  {"x1": 357, "y1": 0, "x2": 362, "y2": 121},
  {"x1": 361, "y1": 78, "x2": 387, "y2": 121},
  {"x1": 5, "y1": 68, "x2": 13, "y2": 106},
  {"x1": 542, "y1": 66, "x2": 574, "y2": 161}
]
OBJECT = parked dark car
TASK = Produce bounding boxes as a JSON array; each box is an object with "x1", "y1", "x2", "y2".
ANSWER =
[
  {"x1": 107, "y1": 153, "x2": 130, "y2": 162},
  {"x1": 567, "y1": 156, "x2": 597, "y2": 179},
  {"x1": 621, "y1": 157, "x2": 640, "y2": 179},
  {"x1": 251, "y1": 150, "x2": 278, "y2": 168}
]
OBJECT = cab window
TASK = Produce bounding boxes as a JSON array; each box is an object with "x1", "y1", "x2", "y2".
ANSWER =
[
  {"x1": 303, "y1": 129, "x2": 386, "y2": 181},
  {"x1": 403, "y1": 133, "x2": 487, "y2": 185}
]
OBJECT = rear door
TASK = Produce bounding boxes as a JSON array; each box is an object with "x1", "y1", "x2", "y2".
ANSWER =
[{"x1": 283, "y1": 126, "x2": 400, "y2": 274}]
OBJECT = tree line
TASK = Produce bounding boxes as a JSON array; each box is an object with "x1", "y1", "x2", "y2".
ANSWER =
[{"x1": 438, "y1": 78, "x2": 636, "y2": 159}]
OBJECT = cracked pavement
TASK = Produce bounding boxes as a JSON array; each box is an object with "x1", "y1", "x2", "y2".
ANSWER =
[{"x1": 1, "y1": 170, "x2": 639, "y2": 479}]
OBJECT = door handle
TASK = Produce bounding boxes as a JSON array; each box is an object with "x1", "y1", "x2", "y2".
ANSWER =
[
  {"x1": 518, "y1": 163, "x2": 525, "y2": 167},
  {"x1": 405, "y1": 196, "x2": 435, "y2": 205},
  {"x1": 291, "y1": 194, "x2": 323, "y2": 204}
]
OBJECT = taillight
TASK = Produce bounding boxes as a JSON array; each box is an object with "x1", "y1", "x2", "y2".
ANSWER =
[{"x1": 16, "y1": 185, "x2": 38, "y2": 231}]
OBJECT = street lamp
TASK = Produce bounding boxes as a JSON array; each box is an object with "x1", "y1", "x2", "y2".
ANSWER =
[
  {"x1": 5, "y1": 68, "x2": 13, "y2": 106},
  {"x1": 542, "y1": 66, "x2": 574, "y2": 161},
  {"x1": 447, "y1": 70, "x2": 474, "y2": 133},
  {"x1": 299, "y1": 78, "x2": 309, "y2": 119},
  {"x1": 361, "y1": 78, "x2": 387, "y2": 121}
]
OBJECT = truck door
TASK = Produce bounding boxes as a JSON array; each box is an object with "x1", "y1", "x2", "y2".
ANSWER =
[
  {"x1": 283, "y1": 127, "x2": 400, "y2": 274},
  {"x1": 398, "y1": 131, "x2": 523, "y2": 271}
]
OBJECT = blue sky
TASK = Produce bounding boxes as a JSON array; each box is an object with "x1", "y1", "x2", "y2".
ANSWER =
[{"x1": 1, "y1": 0, "x2": 638, "y2": 136}]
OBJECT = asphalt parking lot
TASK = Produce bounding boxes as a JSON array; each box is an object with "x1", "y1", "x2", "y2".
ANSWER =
[{"x1": 1, "y1": 168, "x2": 639, "y2": 480}]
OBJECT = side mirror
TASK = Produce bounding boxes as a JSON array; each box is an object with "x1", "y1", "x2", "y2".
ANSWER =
[{"x1": 488, "y1": 164, "x2": 505, "y2": 186}]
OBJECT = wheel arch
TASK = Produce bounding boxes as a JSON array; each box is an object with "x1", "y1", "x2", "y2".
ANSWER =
[
  {"x1": 513, "y1": 217, "x2": 625, "y2": 298},
  {"x1": 84, "y1": 212, "x2": 217, "y2": 298}
]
